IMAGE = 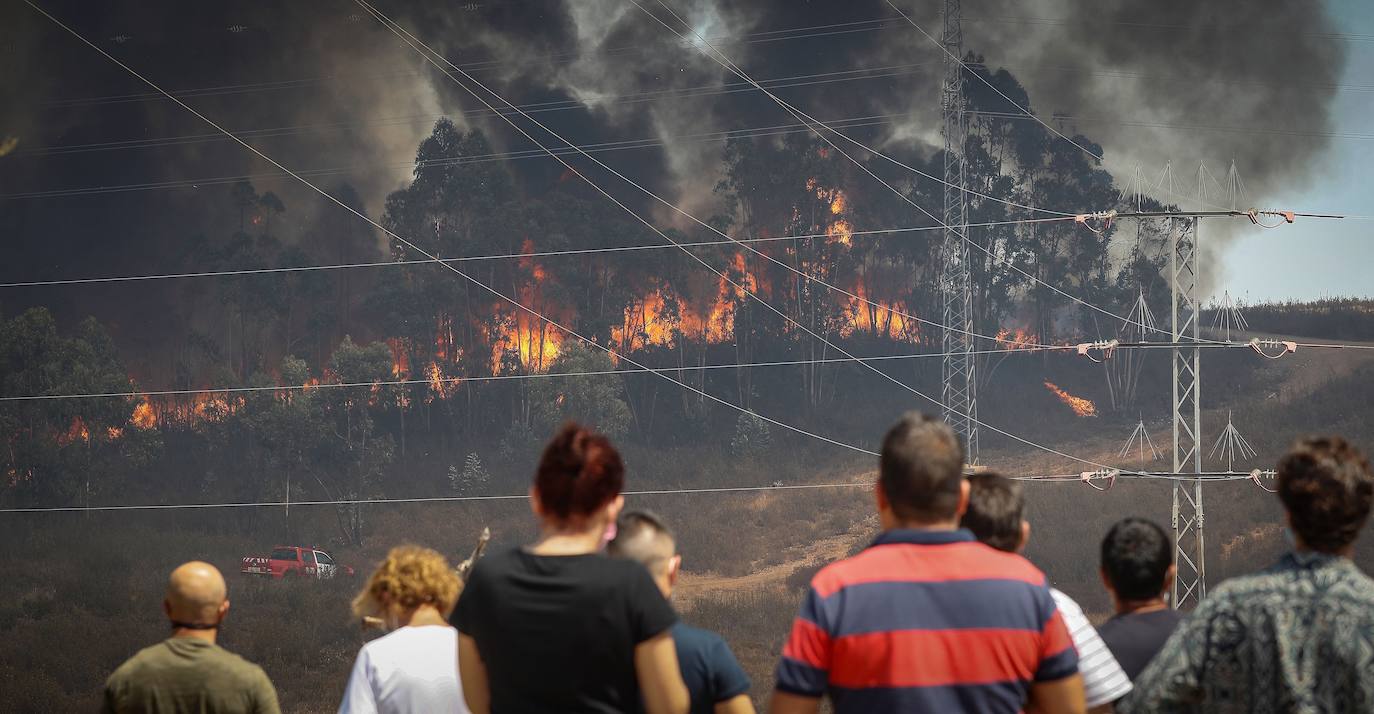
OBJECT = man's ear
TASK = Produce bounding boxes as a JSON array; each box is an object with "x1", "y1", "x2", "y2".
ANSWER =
[
  {"x1": 218, "y1": 599, "x2": 230, "y2": 623},
  {"x1": 1018, "y1": 519, "x2": 1032, "y2": 553},
  {"x1": 607, "y1": 495, "x2": 625, "y2": 522},
  {"x1": 667, "y1": 554, "x2": 682, "y2": 587},
  {"x1": 953, "y1": 478, "x2": 971, "y2": 519},
  {"x1": 1162, "y1": 563, "x2": 1177, "y2": 597},
  {"x1": 163, "y1": 599, "x2": 173, "y2": 620}
]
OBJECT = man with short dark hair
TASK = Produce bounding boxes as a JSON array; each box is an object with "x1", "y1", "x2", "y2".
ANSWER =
[
  {"x1": 770, "y1": 413, "x2": 1085, "y2": 714},
  {"x1": 103, "y1": 561, "x2": 280, "y2": 714},
  {"x1": 1096, "y1": 518, "x2": 1182, "y2": 681},
  {"x1": 1122, "y1": 436, "x2": 1374, "y2": 713},
  {"x1": 609, "y1": 510, "x2": 755, "y2": 714},
  {"x1": 960, "y1": 473, "x2": 1132, "y2": 711}
]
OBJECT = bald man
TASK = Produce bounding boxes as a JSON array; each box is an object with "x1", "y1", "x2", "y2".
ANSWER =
[
  {"x1": 609, "y1": 510, "x2": 755, "y2": 714},
  {"x1": 102, "y1": 561, "x2": 280, "y2": 714}
]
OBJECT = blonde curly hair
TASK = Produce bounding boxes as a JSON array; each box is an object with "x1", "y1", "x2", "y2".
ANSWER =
[{"x1": 351, "y1": 545, "x2": 461, "y2": 619}]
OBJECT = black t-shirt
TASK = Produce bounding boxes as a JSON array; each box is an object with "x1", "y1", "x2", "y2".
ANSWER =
[
  {"x1": 452, "y1": 547, "x2": 678, "y2": 713},
  {"x1": 1097, "y1": 608, "x2": 1185, "y2": 681},
  {"x1": 671, "y1": 623, "x2": 751, "y2": 714}
]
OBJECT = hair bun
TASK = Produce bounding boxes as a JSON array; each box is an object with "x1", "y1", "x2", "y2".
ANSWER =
[{"x1": 536, "y1": 422, "x2": 624, "y2": 521}]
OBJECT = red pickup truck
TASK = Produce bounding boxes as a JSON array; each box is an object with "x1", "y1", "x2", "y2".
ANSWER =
[{"x1": 240, "y1": 545, "x2": 354, "y2": 579}]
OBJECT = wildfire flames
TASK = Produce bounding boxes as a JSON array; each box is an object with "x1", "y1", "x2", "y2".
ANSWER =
[
  {"x1": 131, "y1": 401, "x2": 157, "y2": 429},
  {"x1": 842, "y1": 284, "x2": 918, "y2": 340},
  {"x1": 1044, "y1": 381, "x2": 1098, "y2": 417},
  {"x1": 807, "y1": 178, "x2": 853, "y2": 246},
  {"x1": 996, "y1": 327, "x2": 1038, "y2": 350}
]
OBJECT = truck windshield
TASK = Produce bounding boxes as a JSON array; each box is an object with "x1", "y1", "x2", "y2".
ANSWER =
[
  {"x1": 315, "y1": 552, "x2": 334, "y2": 565},
  {"x1": 270, "y1": 548, "x2": 298, "y2": 561}
]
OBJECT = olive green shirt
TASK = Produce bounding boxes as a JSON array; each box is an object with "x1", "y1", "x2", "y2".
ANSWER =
[{"x1": 102, "y1": 636, "x2": 281, "y2": 714}]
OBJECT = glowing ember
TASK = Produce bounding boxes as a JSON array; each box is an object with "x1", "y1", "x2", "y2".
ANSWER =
[
  {"x1": 1044, "y1": 381, "x2": 1097, "y2": 417},
  {"x1": 57, "y1": 416, "x2": 90, "y2": 446},
  {"x1": 387, "y1": 338, "x2": 411, "y2": 378},
  {"x1": 106, "y1": 426, "x2": 124, "y2": 440}
]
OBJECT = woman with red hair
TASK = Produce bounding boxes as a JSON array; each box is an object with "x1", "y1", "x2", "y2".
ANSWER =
[{"x1": 452, "y1": 423, "x2": 688, "y2": 714}]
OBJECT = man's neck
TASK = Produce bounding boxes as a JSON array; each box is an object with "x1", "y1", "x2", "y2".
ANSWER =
[
  {"x1": 887, "y1": 519, "x2": 960, "y2": 532},
  {"x1": 1116, "y1": 598, "x2": 1168, "y2": 617},
  {"x1": 171, "y1": 627, "x2": 217, "y2": 644}
]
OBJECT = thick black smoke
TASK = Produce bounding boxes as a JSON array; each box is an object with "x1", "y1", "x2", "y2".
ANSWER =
[{"x1": 0, "y1": 0, "x2": 1348, "y2": 345}]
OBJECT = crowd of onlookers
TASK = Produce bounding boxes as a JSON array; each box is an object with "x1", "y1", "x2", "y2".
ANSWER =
[{"x1": 98, "y1": 413, "x2": 1374, "y2": 714}]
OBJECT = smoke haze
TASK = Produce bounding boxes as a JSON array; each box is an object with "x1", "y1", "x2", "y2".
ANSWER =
[{"x1": 0, "y1": 0, "x2": 1349, "y2": 335}]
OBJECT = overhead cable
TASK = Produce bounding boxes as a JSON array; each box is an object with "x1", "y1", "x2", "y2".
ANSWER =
[
  {"x1": 0, "y1": 217, "x2": 1074, "y2": 289},
  {"x1": 0, "y1": 346, "x2": 1071, "y2": 403}
]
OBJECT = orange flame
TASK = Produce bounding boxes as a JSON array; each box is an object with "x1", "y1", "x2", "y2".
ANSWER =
[
  {"x1": 806, "y1": 178, "x2": 853, "y2": 246},
  {"x1": 996, "y1": 327, "x2": 1038, "y2": 350},
  {"x1": 1044, "y1": 381, "x2": 1097, "y2": 417},
  {"x1": 131, "y1": 401, "x2": 157, "y2": 429},
  {"x1": 106, "y1": 426, "x2": 124, "y2": 440},
  {"x1": 387, "y1": 338, "x2": 411, "y2": 378},
  {"x1": 57, "y1": 416, "x2": 90, "y2": 446},
  {"x1": 427, "y1": 361, "x2": 457, "y2": 399},
  {"x1": 841, "y1": 283, "x2": 919, "y2": 341}
]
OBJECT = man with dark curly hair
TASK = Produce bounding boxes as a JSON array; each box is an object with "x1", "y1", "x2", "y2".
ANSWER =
[{"x1": 1121, "y1": 436, "x2": 1374, "y2": 714}]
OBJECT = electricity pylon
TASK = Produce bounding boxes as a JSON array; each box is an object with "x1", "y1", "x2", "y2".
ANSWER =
[
  {"x1": 940, "y1": 0, "x2": 978, "y2": 462},
  {"x1": 1170, "y1": 164, "x2": 1206, "y2": 609}
]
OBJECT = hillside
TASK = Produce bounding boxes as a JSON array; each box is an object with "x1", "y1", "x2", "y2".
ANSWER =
[{"x1": 3, "y1": 321, "x2": 1374, "y2": 711}]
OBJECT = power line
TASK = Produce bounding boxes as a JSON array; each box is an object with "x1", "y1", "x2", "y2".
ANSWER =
[
  {"x1": 2, "y1": 113, "x2": 903, "y2": 200},
  {"x1": 22, "y1": 62, "x2": 935, "y2": 157},
  {"x1": 8, "y1": 337, "x2": 1367, "y2": 403},
  {"x1": 37, "y1": 16, "x2": 918, "y2": 110},
  {"x1": 0, "y1": 346, "x2": 1071, "y2": 402},
  {"x1": 22, "y1": 0, "x2": 877, "y2": 460},
  {"x1": 0, "y1": 469, "x2": 1269, "y2": 513},
  {"x1": 0, "y1": 481, "x2": 875, "y2": 514},
  {"x1": 961, "y1": 12, "x2": 1374, "y2": 45},
  {"x1": 0, "y1": 217, "x2": 1074, "y2": 289}
]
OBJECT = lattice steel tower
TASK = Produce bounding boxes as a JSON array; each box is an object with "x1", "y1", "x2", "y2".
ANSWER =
[
  {"x1": 940, "y1": 0, "x2": 978, "y2": 461},
  {"x1": 1170, "y1": 164, "x2": 1207, "y2": 608}
]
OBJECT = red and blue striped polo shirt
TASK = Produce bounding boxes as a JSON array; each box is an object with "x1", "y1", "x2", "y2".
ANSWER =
[{"x1": 775, "y1": 528, "x2": 1078, "y2": 712}]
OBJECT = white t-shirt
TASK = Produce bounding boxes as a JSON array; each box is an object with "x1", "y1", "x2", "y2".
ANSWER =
[
  {"x1": 1051, "y1": 588, "x2": 1133, "y2": 707},
  {"x1": 339, "y1": 625, "x2": 470, "y2": 714}
]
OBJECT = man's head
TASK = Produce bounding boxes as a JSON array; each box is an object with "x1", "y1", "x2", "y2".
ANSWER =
[
  {"x1": 877, "y1": 412, "x2": 968, "y2": 528},
  {"x1": 1278, "y1": 436, "x2": 1374, "y2": 554},
  {"x1": 959, "y1": 472, "x2": 1029, "y2": 553},
  {"x1": 164, "y1": 561, "x2": 229, "y2": 636},
  {"x1": 607, "y1": 509, "x2": 680, "y2": 598},
  {"x1": 1099, "y1": 518, "x2": 1174, "y2": 612}
]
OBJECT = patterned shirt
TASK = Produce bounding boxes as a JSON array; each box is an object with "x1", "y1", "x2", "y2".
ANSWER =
[
  {"x1": 774, "y1": 529, "x2": 1078, "y2": 713},
  {"x1": 1121, "y1": 551, "x2": 1374, "y2": 714}
]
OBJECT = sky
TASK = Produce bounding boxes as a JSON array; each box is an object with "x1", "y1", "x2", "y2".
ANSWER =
[
  {"x1": 1217, "y1": 0, "x2": 1374, "y2": 303},
  {"x1": 0, "y1": 0, "x2": 1367, "y2": 338}
]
